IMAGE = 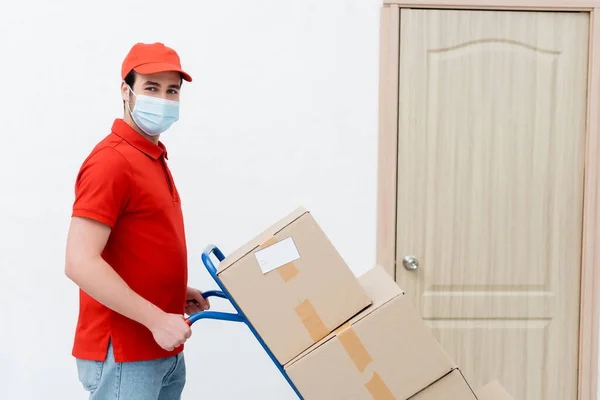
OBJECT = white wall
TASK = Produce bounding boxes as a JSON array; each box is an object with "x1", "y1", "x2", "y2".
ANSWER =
[{"x1": 0, "y1": 0, "x2": 381, "y2": 398}]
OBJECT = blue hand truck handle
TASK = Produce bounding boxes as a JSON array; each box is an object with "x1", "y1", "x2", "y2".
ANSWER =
[
  {"x1": 201, "y1": 290, "x2": 228, "y2": 300},
  {"x1": 184, "y1": 246, "x2": 240, "y2": 326},
  {"x1": 202, "y1": 244, "x2": 225, "y2": 275},
  {"x1": 185, "y1": 290, "x2": 245, "y2": 325}
]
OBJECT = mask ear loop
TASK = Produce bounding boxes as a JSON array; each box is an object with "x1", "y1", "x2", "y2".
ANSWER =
[
  {"x1": 123, "y1": 82, "x2": 137, "y2": 115},
  {"x1": 123, "y1": 82, "x2": 145, "y2": 135}
]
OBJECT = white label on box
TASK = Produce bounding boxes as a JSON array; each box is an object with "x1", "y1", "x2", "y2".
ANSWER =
[{"x1": 254, "y1": 237, "x2": 300, "y2": 274}]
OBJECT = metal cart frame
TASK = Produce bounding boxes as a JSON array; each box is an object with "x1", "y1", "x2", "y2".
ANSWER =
[{"x1": 185, "y1": 244, "x2": 304, "y2": 399}]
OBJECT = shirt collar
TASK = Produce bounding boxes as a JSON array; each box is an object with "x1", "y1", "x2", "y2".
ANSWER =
[{"x1": 111, "y1": 119, "x2": 168, "y2": 160}]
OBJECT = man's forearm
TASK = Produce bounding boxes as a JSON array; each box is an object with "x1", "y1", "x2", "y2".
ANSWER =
[{"x1": 66, "y1": 255, "x2": 163, "y2": 330}]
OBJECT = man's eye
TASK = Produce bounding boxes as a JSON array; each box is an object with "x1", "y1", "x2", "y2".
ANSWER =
[
  {"x1": 168, "y1": 89, "x2": 179, "y2": 95},
  {"x1": 144, "y1": 87, "x2": 157, "y2": 92}
]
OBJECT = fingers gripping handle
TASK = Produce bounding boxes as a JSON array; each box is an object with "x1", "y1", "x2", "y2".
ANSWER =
[{"x1": 184, "y1": 290, "x2": 243, "y2": 326}]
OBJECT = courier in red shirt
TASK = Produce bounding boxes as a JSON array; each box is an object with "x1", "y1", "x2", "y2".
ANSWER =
[{"x1": 65, "y1": 43, "x2": 209, "y2": 398}]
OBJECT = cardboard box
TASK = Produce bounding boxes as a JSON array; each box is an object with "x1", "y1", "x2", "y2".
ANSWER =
[
  {"x1": 476, "y1": 381, "x2": 515, "y2": 400},
  {"x1": 218, "y1": 208, "x2": 371, "y2": 365},
  {"x1": 410, "y1": 369, "x2": 476, "y2": 400},
  {"x1": 284, "y1": 265, "x2": 456, "y2": 400}
]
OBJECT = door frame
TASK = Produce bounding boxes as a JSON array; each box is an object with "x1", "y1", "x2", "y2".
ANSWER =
[{"x1": 376, "y1": 1, "x2": 600, "y2": 399}]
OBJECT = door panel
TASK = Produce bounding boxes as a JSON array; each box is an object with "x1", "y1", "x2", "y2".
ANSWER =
[{"x1": 396, "y1": 9, "x2": 589, "y2": 400}]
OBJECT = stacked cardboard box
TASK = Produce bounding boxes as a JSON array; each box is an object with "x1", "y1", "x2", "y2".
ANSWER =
[
  {"x1": 285, "y1": 265, "x2": 457, "y2": 399},
  {"x1": 217, "y1": 207, "x2": 372, "y2": 365},
  {"x1": 217, "y1": 208, "x2": 515, "y2": 399}
]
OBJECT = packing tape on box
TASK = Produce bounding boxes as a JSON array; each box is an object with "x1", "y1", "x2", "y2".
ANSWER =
[
  {"x1": 259, "y1": 237, "x2": 300, "y2": 282},
  {"x1": 259, "y1": 237, "x2": 325, "y2": 340},
  {"x1": 334, "y1": 324, "x2": 396, "y2": 399},
  {"x1": 365, "y1": 372, "x2": 395, "y2": 400},
  {"x1": 335, "y1": 324, "x2": 373, "y2": 372},
  {"x1": 277, "y1": 262, "x2": 300, "y2": 282},
  {"x1": 295, "y1": 299, "x2": 329, "y2": 342}
]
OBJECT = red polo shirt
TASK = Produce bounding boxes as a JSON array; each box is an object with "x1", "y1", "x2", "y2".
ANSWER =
[{"x1": 71, "y1": 119, "x2": 188, "y2": 362}]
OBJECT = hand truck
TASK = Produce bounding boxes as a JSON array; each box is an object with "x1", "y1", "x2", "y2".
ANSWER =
[{"x1": 184, "y1": 244, "x2": 304, "y2": 399}]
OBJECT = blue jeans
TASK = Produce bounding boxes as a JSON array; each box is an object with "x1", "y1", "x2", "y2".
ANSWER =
[{"x1": 76, "y1": 340, "x2": 186, "y2": 400}]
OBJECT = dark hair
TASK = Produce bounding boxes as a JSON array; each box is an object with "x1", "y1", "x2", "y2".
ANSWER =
[
  {"x1": 123, "y1": 70, "x2": 136, "y2": 110},
  {"x1": 124, "y1": 70, "x2": 137, "y2": 89}
]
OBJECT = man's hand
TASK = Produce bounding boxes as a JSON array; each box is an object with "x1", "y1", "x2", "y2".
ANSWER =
[
  {"x1": 185, "y1": 286, "x2": 210, "y2": 316},
  {"x1": 148, "y1": 313, "x2": 192, "y2": 351}
]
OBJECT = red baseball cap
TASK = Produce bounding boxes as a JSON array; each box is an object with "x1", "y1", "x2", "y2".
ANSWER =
[{"x1": 121, "y1": 42, "x2": 192, "y2": 82}]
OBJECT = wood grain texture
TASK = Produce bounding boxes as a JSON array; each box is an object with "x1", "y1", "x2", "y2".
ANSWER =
[
  {"x1": 395, "y1": 9, "x2": 589, "y2": 399},
  {"x1": 578, "y1": 8, "x2": 600, "y2": 400},
  {"x1": 376, "y1": 3, "x2": 600, "y2": 397}
]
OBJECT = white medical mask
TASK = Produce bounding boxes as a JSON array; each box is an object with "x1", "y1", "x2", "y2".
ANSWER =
[{"x1": 126, "y1": 85, "x2": 180, "y2": 136}]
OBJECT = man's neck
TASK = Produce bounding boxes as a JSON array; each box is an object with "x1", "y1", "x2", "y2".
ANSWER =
[{"x1": 123, "y1": 113, "x2": 160, "y2": 145}]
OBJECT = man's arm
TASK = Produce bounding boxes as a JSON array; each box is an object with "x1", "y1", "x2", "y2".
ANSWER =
[{"x1": 65, "y1": 216, "x2": 191, "y2": 351}]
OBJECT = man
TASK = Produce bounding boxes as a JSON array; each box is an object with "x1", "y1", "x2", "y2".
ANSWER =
[{"x1": 65, "y1": 42, "x2": 209, "y2": 399}]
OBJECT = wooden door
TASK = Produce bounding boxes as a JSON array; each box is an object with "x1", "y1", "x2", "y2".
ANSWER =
[{"x1": 395, "y1": 8, "x2": 589, "y2": 400}]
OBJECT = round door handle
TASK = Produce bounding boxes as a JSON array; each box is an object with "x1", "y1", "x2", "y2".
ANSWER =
[{"x1": 403, "y1": 256, "x2": 419, "y2": 271}]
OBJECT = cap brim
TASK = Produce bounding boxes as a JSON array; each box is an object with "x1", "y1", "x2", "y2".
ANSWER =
[{"x1": 134, "y1": 62, "x2": 192, "y2": 82}]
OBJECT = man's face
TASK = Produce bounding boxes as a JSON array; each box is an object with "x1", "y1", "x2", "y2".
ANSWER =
[{"x1": 121, "y1": 71, "x2": 182, "y2": 109}]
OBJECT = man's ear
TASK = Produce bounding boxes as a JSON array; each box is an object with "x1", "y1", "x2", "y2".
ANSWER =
[{"x1": 121, "y1": 82, "x2": 130, "y2": 103}]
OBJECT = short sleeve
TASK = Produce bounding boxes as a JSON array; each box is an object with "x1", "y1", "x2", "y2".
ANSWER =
[{"x1": 72, "y1": 147, "x2": 133, "y2": 228}]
